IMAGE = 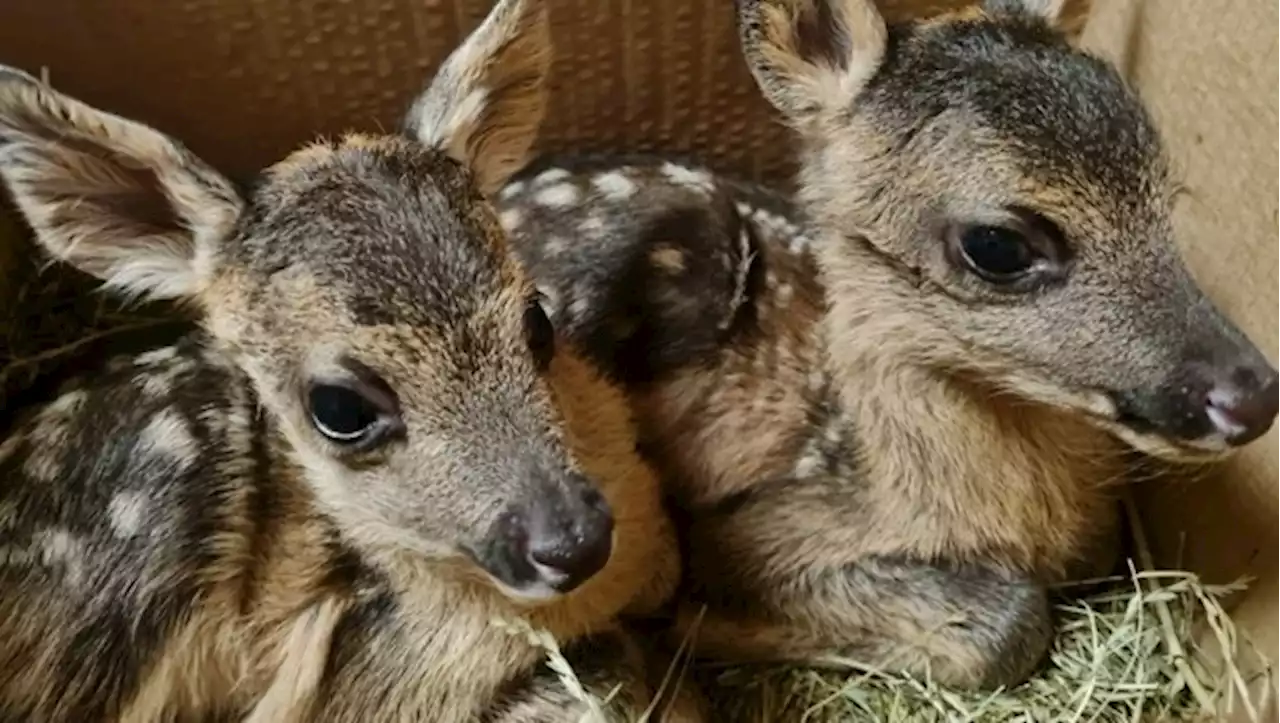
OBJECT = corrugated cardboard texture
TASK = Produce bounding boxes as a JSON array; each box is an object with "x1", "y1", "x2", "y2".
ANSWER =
[
  {"x1": 0, "y1": 0, "x2": 979, "y2": 184},
  {"x1": 1, "y1": 0, "x2": 1276, "y2": 714},
  {"x1": 0, "y1": 0, "x2": 772, "y2": 182}
]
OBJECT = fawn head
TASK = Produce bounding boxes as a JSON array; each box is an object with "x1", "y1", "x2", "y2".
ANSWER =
[
  {"x1": 0, "y1": 0, "x2": 616, "y2": 602},
  {"x1": 737, "y1": 0, "x2": 1277, "y2": 461}
]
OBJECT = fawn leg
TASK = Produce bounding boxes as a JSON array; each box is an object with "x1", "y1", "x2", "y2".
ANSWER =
[{"x1": 676, "y1": 479, "x2": 1053, "y2": 689}]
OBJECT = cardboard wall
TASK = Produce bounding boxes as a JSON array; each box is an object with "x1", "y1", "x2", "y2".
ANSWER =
[
  {"x1": 1082, "y1": 3, "x2": 1279, "y2": 719},
  {"x1": 0, "y1": 0, "x2": 975, "y2": 184},
  {"x1": 0, "y1": 0, "x2": 783, "y2": 182},
  {"x1": 0, "y1": 0, "x2": 1275, "y2": 717}
]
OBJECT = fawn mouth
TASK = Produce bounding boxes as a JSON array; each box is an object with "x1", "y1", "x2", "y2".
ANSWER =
[{"x1": 1100, "y1": 400, "x2": 1233, "y2": 463}]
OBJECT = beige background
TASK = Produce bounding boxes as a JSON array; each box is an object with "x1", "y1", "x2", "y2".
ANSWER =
[
  {"x1": 1082, "y1": 3, "x2": 1279, "y2": 720},
  {"x1": 0, "y1": 0, "x2": 1275, "y2": 718}
]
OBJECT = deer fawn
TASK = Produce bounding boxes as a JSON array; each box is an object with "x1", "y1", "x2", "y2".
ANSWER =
[
  {"x1": 0, "y1": 0, "x2": 707, "y2": 719},
  {"x1": 494, "y1": 0, "x2": 1279, "y2": 689}
]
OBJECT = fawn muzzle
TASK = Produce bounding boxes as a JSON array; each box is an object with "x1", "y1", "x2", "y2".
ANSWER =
[
  {"x1": 476, "y1": 473, "x2": 615, "y2": 601},
  {"x1": 1098, "y1": 257, "x2": 1278, "y2": 452},
  {"x1": 1200, "y1": 361, "x2": 1278, "y2": 446},
  {"x1": 1116, "y1": 357, "x2": 1277, "y2": 449}
]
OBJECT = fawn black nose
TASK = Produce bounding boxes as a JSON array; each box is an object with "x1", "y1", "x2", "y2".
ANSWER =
[
  {"x1": 524, "y1": 482, "x2": 614, "y2": 593},
  {"x1": 1204, "y1": 365, "x2": 1279, "y2": 446}
]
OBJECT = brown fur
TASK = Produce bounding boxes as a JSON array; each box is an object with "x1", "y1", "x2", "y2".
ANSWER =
[
  {"x1": 0, "y1": 1, "x2": 703, "y2": 719},
  {"x1": 495, "y1": 0, "x2": 1277, "y2": 690}
]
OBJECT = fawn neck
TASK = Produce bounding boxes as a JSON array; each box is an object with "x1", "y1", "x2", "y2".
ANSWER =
[{"x1": 816, "y1": 242, "x2": 1124, "y2": 577}]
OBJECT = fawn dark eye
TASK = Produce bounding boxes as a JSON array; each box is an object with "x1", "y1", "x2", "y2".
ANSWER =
[
  {"x1": 524, "y1": 297, "x2": 556, "y2": 370},
  {"x1": 957, "y1": 225, "x2": 1038, "y2": 282},
  {"x1": 308, "y1": 384, "x2": 383, "y2": 444}
]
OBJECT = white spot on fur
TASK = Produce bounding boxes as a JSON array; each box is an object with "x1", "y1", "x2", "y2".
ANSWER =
[
  {"x1": 135, "y1": 345, "x2": 179, "y2": 367},
  {"x1": 775, "y1": 283, "x2": 794, "y2": 306},
  {"x1": 592, "y1": 171, "x2": 636, "y2": 200},
  {"x1": 824, "y1": 423, "x2": 844, "y2": 445},
  {"x1": 499, "y1": 208, "x2": 523, "y2": 231},
  {"x1": 137, "y1": 407, "x2": 199, "y2": 473},
  {"x1": 650, "y1": 246, "x2": 686, "y2": 273},
  {"x1": 22, "y1": 448, "x2": 61, "y2": 483},
  {"x1": 660, "y1": 162, "x2": 714, "y2": 194},
  {"x1": 108, "y1": 492, "x2": 148, "y2": 538},
  {"x1": 532, "y1": 168, "x2": 571, "y2": 186},
  {"x1": 37, "y1": 528, "x2": 85, "y2": 588},
  {"x1": 751, "y1": 208, "x2": 791, "y2": 237},
  {"x1": 793, "y1": 449, "x2": 824, "y2": 478},
  {"x1": 737, "y1": 203, "x2": 811, "y2": 254},
  {"x1": 567, "y1": 295, "x2": 593, "y2": 321},
  {"x1": 807, "y1": 369, "x2": 827, "y2": 392},
  {"x1": 43, "y1": 389, "x2": 88, "y2": 418},
  {"x1": 139, "y1": 374, "x2": 173, "y2": 399},
  {"x1": 534, "y1": 184, "x2": 581, "y2": 208},
  {"x1": 134, "y1": 356, "x2": 195, "y2": 398},
  {"x1": 719, "y1": 228, "x2": 756, "y2": 332},
  {"x1": 543, "y1": 236, "x2": 568, "y2": 256},
  {"x1": 23, "y1": 389, "x2": 88, "y2": 482},
  {"x1": 579, "y1": 215, "x2": 605, "y2": 236},
  {"x1": 499, "y1": 180, "x2": 526, "y2": 200}
]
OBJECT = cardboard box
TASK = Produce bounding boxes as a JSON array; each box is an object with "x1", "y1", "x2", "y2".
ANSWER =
[{"x1": 0, "y1": 0, "x2": 1274, "y2": 718}]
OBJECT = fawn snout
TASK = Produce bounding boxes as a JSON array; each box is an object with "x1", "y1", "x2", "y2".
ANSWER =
[
  {"x1": 1074, "y1": 247, "x2": 1280, "y2": 458},
  {"x1": 478, "y1": 473, "x2": 615, "y2": 601},
  {"x1": 1121, "y1": 325, "x2": 1280, "y2": 445},
  {"x1": 1193, "y1": 358, "x2": 1278, "y2": 446}
]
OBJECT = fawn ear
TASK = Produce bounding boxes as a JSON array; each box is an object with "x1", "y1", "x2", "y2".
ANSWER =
[
  {"x1": 984, "y1": 0, "x2": 1093, "y2": 42},
  {"x1": 0, "y1": 67, "x2": 242, "y2": 301},
  {"x1": 404, "y1": 0, "x2": 551, "y2": 195},
  {"x1": 736, "y1": 0, "x2": 887, "y2": 132}
]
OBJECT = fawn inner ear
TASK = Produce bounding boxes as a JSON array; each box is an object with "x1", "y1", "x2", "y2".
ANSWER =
[
  {"x1": 87, "y1": 149, "x2": 188, "y2": 234},
  {"x1": 0, "y1": 71, "x2": 242, "y2": 301},
  {"x1": 738, "y1": 0, "x2": 887, "y2": 125},
  {"x1": 402, "y1": 0, "x2": 551, "y2": 195},
  {"x1": 814, "y1": 0, "x2": 888, "y2": 77},
  {"x1": 795, "y1": 0, "x2": 856, "y2": 71}
]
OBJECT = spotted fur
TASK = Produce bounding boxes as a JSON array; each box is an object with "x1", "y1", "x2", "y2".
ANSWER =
[
  {"x1": 498, "y1": 0, "x2": 1278, "y2": 690},
  {"x1": 0, "y1": 0, "x2": 703, "y2": 719}
]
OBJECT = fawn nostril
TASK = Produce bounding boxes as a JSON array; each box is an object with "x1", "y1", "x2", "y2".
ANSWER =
[
  {"x1": 1204, "y1": 367, "x2": 1279, "y2": 446},
  {"x1": 526, "y1": 491, "x2": 614, "y2": 593}
]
